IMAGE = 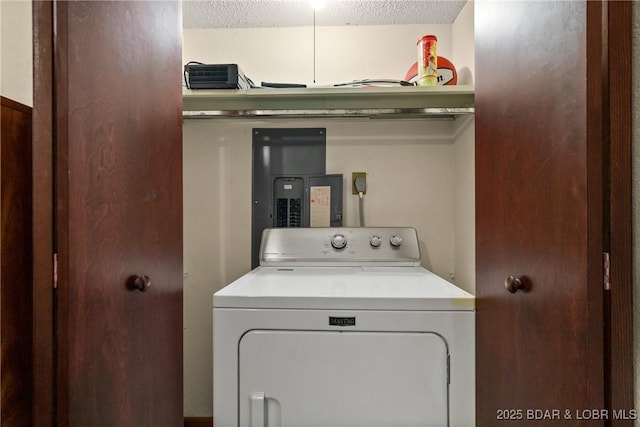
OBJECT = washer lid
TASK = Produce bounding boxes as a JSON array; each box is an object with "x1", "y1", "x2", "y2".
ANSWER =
[{"x1": 214, "y1": 266, "x2": 474, "y2": 311}]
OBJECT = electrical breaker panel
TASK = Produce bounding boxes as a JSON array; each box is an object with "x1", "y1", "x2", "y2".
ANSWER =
[
  {"x1": 252, "y1": 128, "x2": 335, "y2": 268},
  {"x1": 270, "y1": 174, "x2": 343, "y2": 229},
  {"x1": 273, "y1": 177, "x2": 304, "y2": 227}
]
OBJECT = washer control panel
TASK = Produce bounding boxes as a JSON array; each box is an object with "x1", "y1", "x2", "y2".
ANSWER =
[
  {"x1": 369, "y1": 235, "x2": 382, "y2": 248},
  {"x1": 330, "y1": 234, "x2": 347, "y2": 249},
  {"x1": 260, "y1": 227, "x2": 421, "y2": 266},
  {"x1": 390, "y1": 235, "x2": 403, "y2": 247}
]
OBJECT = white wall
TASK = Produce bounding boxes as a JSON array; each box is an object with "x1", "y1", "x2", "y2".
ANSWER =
[
  {"x1": 451, "y1": 0, "x2": 474, "y2": 85},
  {"x1": 183, "y1": 17, "x2": 475, "y2": 417},
  {"x1": 183, "y1": 119, "x2": 254, "y2": 415},
  {"x1": 184, "y1": 23, "x2": 454, "y2": 86},
  {"x1": 452, "y1": 117, "x2": 475, "y2": 294},
  {"x1": 324, "y1": 119, "x2": 457, "y2": 277},
  {"x1": 0, "y1": 0, "x2": 32, "y2": 106},
  {"x1": 451, "y1": 0, "x2": 475, "y2": 293},
  {"x1": 632, "y1": 1, "x2": 640, "y2": 423}
]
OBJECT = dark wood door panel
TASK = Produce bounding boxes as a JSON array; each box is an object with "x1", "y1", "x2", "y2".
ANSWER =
[
  {"x1": 475, "y1": 1, "x2": 604, "y2": 425},
  {"x1": 54, "y1": 2, "x2": 183, "y2": 425},
  {"x1": 606, "y1": 2, "x2": 634, "y2": 423},
  {"x1": 1, "y1": 97, "x2": 34, "y2": 427}
]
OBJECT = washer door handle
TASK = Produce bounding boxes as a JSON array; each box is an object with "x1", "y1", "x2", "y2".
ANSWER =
[{"x1": 250, "y1": 392, "x2": 266, "y2": 427}]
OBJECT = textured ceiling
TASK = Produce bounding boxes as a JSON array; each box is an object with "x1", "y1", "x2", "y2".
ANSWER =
[{"x1": 182, "y1": 0, "x2": 468, "y2": 29}]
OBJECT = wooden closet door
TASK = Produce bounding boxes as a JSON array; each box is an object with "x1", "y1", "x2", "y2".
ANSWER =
[
  {"x1": 34, "y1": 2, "x2": 183, "y2": 425},
  {"x1": 475, "y1": 1, "x2": 606, "y2": 425},
  {"x1": 1, "y1": 97, "x2": 33, "y2": 426}
]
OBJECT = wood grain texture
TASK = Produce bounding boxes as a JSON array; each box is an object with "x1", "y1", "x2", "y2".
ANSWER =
[
  {"x1": 475, "y1": 1, "x2": 604, "y2": 425},
  {"x1": 606, "y1": 1, "x2": 635, "y2": 424},
  {"x1": 32, "y1": 2, "x2": 56, "y2": 425},
  {"x1": 52, "y1": 2, "x2": 184, "y2": 425},
  {"x1": 1, "y1": 96, "x2": 33, "y2": 426}
]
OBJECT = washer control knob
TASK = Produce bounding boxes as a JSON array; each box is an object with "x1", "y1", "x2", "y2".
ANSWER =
[
  {"x1": 370, "y1": 235, "x2": 382, "y2": 248},
  {"x1": 331, "y1": 234, "x2": 347, "y2": 249},
  {"x1": 390, "y1": 235, "x2": 403, "y2": 247}
]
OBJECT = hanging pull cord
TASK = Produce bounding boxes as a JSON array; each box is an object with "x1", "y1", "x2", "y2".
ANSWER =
[{"x1": 313, "y1": 9, "x2": 316, "y2": 83}]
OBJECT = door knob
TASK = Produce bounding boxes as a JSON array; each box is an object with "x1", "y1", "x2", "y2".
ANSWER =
[
  {"x1": 505, "y1": 275, "x2": 525, "y2": 293},
  {"x1": 128, "y1": 275, "x2": 151, "y2": 292}
]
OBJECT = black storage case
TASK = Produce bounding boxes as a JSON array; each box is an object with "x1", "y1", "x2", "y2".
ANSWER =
[{"x1": 184, "y1": 63, "x2": 252, "y2": 89}]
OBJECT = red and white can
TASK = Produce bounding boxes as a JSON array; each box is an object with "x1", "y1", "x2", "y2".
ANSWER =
[{"x1": 417, "y1": 35, "x2": 438, "y2": 86}]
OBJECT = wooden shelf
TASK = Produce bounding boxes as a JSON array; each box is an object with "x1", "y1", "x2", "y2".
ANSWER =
[{"x1": 182, "y1": 85, "x2": 474, "y2": 119}]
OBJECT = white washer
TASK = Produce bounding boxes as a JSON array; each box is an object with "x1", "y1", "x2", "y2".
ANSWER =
[{"x1": 214, "y1": 227, "x2": 475, "y2": 427}]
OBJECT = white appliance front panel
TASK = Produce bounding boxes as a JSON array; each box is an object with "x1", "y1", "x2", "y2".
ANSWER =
[
  {"x1": 239, "y1": 330, "x2": 448, "y2": 427},
  {"x1": 214, "y1": 309, "x2": 475, "y2": 427},
  {"x1": 259, "y1": 227, "x2": 422, "y2": 266},
  {"x1": 214, "y1": 266, "x2": 474, "y2": 311}
]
